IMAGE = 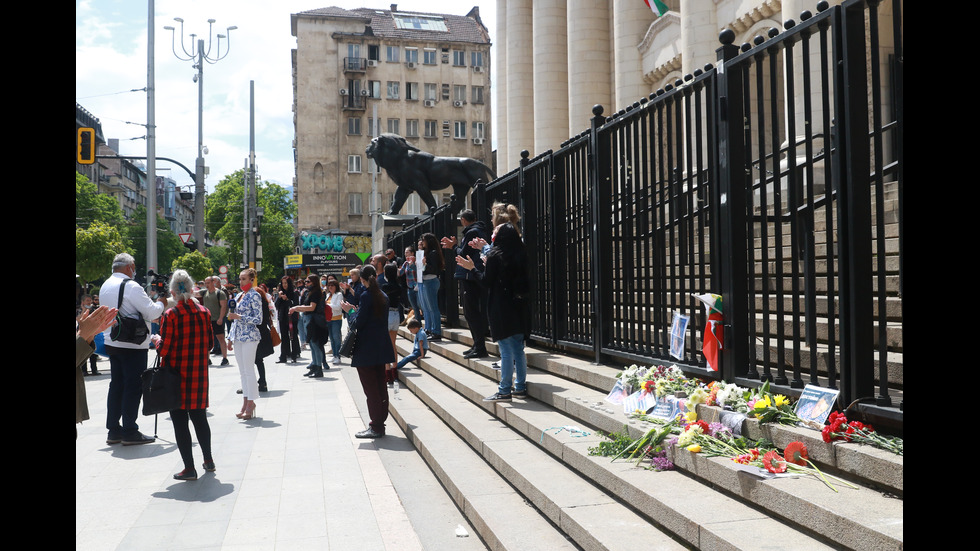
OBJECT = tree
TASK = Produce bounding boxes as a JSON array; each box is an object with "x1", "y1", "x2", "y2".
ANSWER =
[
  {"x1": 125, "y1": 205, "x2": 185, "y2": 277},
  {"x1": 172, "y1": 250, "x2": 213, "y2": 282},
  {"x1": 205, "y1": 169, "x2": 297, "y2": 282},
  {"x1": 76, "y1": 171, "x2": 123, "y2": 228},
  {"x1": 207, "y1": 245, "x2": 232, "y2": 275},
  {"x1": 76, "y1": 221, "x2": 127, "y2": 286}
]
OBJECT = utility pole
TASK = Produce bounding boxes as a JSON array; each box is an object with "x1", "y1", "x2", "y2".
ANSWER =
[{"x1": 146, "y1": 0, "x2": 157, "y2": 272}]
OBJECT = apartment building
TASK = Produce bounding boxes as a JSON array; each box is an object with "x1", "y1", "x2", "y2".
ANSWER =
[{"x1": 290, "y1": 4, "x2": 492, "y2": 239}]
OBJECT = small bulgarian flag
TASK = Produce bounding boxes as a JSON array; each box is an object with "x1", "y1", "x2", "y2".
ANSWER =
[{"x1": 644, "y1": 0, "x2": 669, "y2": 17}]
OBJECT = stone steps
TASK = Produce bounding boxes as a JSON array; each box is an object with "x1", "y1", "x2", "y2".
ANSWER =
[{"x1": 388, "y1": 327, "x2": 903, "y2": 550}]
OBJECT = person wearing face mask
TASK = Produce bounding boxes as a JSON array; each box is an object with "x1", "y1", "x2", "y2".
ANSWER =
[
  {"x1": 99, "y1": 253, "x2": 168, "y2": 446},
  {"x1": 227, "y1": 269, "x2": 262, "y2": 420}
]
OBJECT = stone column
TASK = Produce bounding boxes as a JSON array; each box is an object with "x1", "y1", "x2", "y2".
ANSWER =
[
  {"x1": 567, "y1": 0, "x2": 612, "y2": 135},
  {"x1": 680, "y1": 0, "x2": 718, "y2": 76},
  {"x1": 506, "y1": 0, "x2": 534, "y2": 167},
  {"x1": 532, "y1": 0, "x2": 569, "y2": 155},
  {"x1": 496, "y1": 0, "x2": 509, "y2": 170},
  {"x1": 612, "y1": 0, "x2": 654, "y2": 110}
]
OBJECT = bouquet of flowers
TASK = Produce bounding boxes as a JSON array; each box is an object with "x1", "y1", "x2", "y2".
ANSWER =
[
  {"x1": 617, "y1": 364, "x2": 648, "y2": 394},
  {"x1": 822, "y1": 411, "x2": 903, "y2": 456},
  {"x1": 706, "y1": 381, "x2": 750, "y2": 412}
]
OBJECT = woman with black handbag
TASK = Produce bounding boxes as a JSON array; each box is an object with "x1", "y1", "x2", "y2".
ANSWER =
[
  {"x1": 341, "y1": 264, "x2": 395, "y2": 438},
  {"x1": 151, "y1": 270, "x2": 216, "y2": 481},
  {"x1": 289, "y1": 275, "x2": 329, "y2": 378}
]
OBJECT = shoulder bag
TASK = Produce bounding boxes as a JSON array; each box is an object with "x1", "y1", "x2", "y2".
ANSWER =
[
  {"x1": 141, "y1": 354, "x2": 181, "y2": 415},
  {"x1": 110, "y1": 278, "x2": 149, "y2": 344},
  {"x1": 339, "y1": 308, "x2": 358, "y2": 358}
]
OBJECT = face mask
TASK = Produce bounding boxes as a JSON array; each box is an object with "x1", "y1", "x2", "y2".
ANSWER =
[{"x1": 241, "y1": 281, "x2": 252, "y2": 292}]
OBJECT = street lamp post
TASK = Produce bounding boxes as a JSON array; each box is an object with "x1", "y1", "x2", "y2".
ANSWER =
[{"x1": 163, "y1": 17, "x2": 236, "y2": 253}]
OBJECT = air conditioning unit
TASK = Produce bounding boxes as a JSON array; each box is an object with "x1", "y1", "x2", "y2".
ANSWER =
[
  {"x1": 406, "y1": 62, "x2": 417, "y2": 69},
  {"x1": 423, "y1": 100, "x2": 436, "y2": 107},
  {"x1": 360, "y1": 89, "x2": 369, "y2": 96},
  {"x1": 339, "y1": 89, "x2": 349, "y2": 95},
  {"x1": 367, "y1": 59, "x2": 378, "y2": 67},
  {"x1": 453, "y1": 100, "x2": 464, "y2": 107},
  {"x1": 473, "y1": 138, "x2": 484, "y2": 145},
  {"x1": 473, "y1": 66, "x2": 484, "y2": 73}
]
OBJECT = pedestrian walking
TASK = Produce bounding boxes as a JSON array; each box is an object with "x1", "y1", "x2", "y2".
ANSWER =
[{"x1": 151, "y1": 270, "x2": 216, "y2": 481}]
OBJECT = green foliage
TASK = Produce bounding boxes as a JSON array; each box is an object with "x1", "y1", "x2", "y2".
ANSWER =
[
  {"x1": 172, "y1": 250, "x2": 213, "y2": 282},
  {"x1": 76, "y1": 221, "x2": 127, "y2": 285},
  {"x1": 588, "y1": 426, "x2": 637, "y2": 457},
  {"x1": 207, "y1": 245, "x2": 232, "y2": 274},
  {"x1": 205, "y1": 169, "x2": 297, "y2": 282},
  {"x1": 76, "y1": 171, "x2": 123, "y2": 228},
  {"x1": 124, "y1": 205, "x2": 185, "y2": 276}
]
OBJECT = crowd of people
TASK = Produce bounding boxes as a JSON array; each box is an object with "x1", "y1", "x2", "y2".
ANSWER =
[{"x1": 75, "y1": 201, "x2": 531, "y2": 480}]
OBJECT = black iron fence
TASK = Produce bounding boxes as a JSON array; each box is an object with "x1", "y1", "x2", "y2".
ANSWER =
[{"x1": 386, "y1": 0, "x2": 903, "y2": 427}]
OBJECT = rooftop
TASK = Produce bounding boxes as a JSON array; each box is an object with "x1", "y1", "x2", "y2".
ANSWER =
[{"x1": 292, "y1": 5, "x2": 490, "y2": 45}]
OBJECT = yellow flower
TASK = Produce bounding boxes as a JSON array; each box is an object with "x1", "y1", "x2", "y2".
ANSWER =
[
  {"x1": 687, "y1": 444, "x2": 701, "y2": 453},
  {"x1": 774, "y1": 395, "x2": 789, "y2": 407},
  {"x1": 683, "y1": 411, "x2": 698, "y2": 423},
  {"x1": 754, "y1": 395, "x2": 771, "y2": 410}
]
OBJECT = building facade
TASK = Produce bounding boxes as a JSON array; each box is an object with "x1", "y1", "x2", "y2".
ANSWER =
[
  {"x1": 494, "y1": 0, "x2": 899, "y2": 172},
  {"x1": 291, "y1": 4, "x2": 493, "y2": 238}
]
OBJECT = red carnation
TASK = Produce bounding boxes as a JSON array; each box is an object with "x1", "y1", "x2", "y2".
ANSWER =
[{"x1": 784, "y1": 441, "x2": 808, "y2": 466}]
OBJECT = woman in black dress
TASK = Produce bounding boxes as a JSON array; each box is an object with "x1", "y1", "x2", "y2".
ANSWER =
[
  {"x1": 341, "y1": 264, "x2": 396, "y2": 438},
  {"x1": 275, "y1": 276, "x2": 300, "y2": 363}
]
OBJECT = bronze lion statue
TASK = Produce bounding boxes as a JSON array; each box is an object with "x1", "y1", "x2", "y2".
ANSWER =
[{"x1": 365, "y1": 133, "x2": 496, "y2": 215}]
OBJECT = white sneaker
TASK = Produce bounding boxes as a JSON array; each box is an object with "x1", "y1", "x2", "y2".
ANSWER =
[{"x1": 332, "y1": 356, "x2": 341, "y2": 365}]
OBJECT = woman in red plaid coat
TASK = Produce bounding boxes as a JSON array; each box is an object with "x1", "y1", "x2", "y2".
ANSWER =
[{"x1": 152, "y1": 270, "x2": 215, "y2": 481}]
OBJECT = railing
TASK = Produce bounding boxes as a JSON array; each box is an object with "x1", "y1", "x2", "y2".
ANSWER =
[{"x1": 385, "y1": 0, "x2": 903, "y2": 428}]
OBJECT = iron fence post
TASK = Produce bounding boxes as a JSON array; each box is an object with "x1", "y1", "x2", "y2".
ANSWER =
[
  {"x1": 715, "y1": 30, "x2": 751, "y2": 381},
  {"x1": 835, "y1": 0, "x2": 874, "y2": 407},
  {"x1": 589, "y1": 105, "x2": 611, "y2": 364}
]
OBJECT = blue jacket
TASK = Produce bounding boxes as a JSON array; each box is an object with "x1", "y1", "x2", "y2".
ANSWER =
[{"x1": 350, "y1": 290, "x2": 396, "y2": 367}]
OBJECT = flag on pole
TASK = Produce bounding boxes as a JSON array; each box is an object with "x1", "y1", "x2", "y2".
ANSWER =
[
  {"x1": 693, "y1": 293, "x2": 723, "y2": 372},
  {"x1": 644, "y1": 0, "x2": 669, "y2": 17}
]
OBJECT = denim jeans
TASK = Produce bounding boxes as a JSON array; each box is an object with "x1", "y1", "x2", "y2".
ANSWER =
[
  {"x1": 407, "y1": 286, "x2": 421, "y2": 318},
  {"x1": 496, "y1": 334, "x2": 527, "y2": 395},
  {"x1": 327, "y1": 319, "x2": 342, "y2": 357},
  {"x1": 418, "y1": 277, "x2": 441, "y2": 336},
  {"x1": 298, "y1": 311, "x2": 309, "y2": 344},
  {"x1": 397, "y1": 349, "x2": 421, "y2": 369}
]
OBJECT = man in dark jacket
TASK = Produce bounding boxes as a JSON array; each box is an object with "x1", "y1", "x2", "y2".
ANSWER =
[{"x1": 442, "y1": 209, "x2": 490, "y2": 358}]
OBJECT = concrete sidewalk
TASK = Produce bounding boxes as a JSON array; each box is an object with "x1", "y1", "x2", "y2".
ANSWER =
[{"x1": 75, "y1": 342, "x2": 486, "y2": 551}]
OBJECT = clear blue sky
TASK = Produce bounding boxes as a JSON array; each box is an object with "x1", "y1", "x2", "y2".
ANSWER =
[{"x1": 76, "y1": 0, "x2": 497, "y2": 192}]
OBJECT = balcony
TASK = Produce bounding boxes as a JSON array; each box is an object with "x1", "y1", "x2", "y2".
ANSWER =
[{"x1": 344, "y1": 57, "x2": 366, "y2": 72}]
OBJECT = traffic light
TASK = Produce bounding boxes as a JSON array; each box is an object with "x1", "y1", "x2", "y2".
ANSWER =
[{"x1": 77, "y1": 127, "x2": 96, "y2": 165}]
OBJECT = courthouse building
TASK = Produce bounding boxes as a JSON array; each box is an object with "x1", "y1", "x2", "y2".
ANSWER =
[
  {"x1": 290, "y1": 5, "x2": 493, "y2": 238},
  {"x1": 494, "y1": 0, "x2": 899, "y2": 171}
]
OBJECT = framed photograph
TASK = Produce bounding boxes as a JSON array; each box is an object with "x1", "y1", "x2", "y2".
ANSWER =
[
  {"x1": 794, "y1": 385, "x2": 840, "y2": 426},
  {"x1": 669, "y1": 312, "x2": 690, "y2": 360}
]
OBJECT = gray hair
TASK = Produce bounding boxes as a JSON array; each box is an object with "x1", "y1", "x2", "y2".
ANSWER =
[
  {"x1": 111, "y1": 253, "x2": 136, "y2": 272},
  {"x1": 169, "y1": 269, "x2": 197, "y2": 302}
]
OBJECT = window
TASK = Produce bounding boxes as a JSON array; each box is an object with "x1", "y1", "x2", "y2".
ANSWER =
[
  {"x1": 441, "y1": 84, "x2": 450, "y2": 100},
  {"x1": 392, "y1": 14, "x2": 448, "y2": 32},
  {"x1": 406, "y1": 119, "x2": 419, "y2": 137},
  {"x1": 453, "y1": 50, "x2": 466, "y2": 66},
  {"x1": 424, "y1": 120, "x2": 437, "y2": 138},
  {"x1": 386, "y1": 46, "x2": 399, "y2": 62},
  {"x1": 424, "y1": 83, "x2": 437, "y2": 101},
  {"x1": 472, "y1": 121, "x2": 485, "y2": 139},
  {"x1": 423, "y1": 49, "x2": 437, "y2": 65},
  {"x1": 368, "y1": 44, "x2": 380, "y2": 61},
  {"x1": 406, "y1": 82, "x2": 419, "y2": 101},
  {"x1": 387, "y1": 81, "x2": 399, "y2": 100},
  {"x1": 348, "y1": 117, "x2": 361, "y2": 135},
  {"x1": 387, "y1": 118, "x2": 400, "y2": 134},
  {"x1": 348, "y1": 192, "x2": 363, "y2": 215},
  {"x1": 348, "y1": 43, "x2": 360, "y2": 58},
  {"x1": 471, "y1": 51, "x2": 484, "y2": 67},
  {"x1": 471, "y1": 85, "x2": 484, "y2": 104},
  {"x1": 443, "y1": 120, "x2": 451, "y2": 137},
  {"x1": 367, "y1": 158, "x2": 381, "y2": 174},
  {"x1": 348, "y1": 155, "x2": 361, "y2": 173},
  {"x1": 367, "y1": 117, "x2": 376, "y2": 136},
  {"x1": 367, "y1": 80, "x2": 381, "y2": 98},
  {"x1": 405, "y1": 48, "x2": 418, "y2": 64},
  {"x1": 454, "y1": 121, "x2": 466, "y2": 139},
  {"x1": 453, "y1": 85, "x2": 466, "y2": 103}
]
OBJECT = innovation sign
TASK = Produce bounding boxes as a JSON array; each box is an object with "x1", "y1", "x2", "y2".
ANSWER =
[{"x1": 296, "y1": 231, "x2": 374, "y2": 276}]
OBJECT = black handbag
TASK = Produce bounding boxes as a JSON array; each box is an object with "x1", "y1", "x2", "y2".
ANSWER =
[
  {"x1": 141, "y1": 355, "x2": 181, "y2": 415},
  {"x1": 339, "y1": 310, "x2": 358, "y2": 358}
]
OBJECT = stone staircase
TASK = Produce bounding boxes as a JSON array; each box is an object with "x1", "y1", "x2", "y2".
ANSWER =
[{"x1": 387, "y1": 324, "x2": 904, "y2": 550}]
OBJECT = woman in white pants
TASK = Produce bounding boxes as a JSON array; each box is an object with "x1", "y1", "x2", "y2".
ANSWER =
[{"x1": 228, "y1": 268, "x2": 262, "y2": 420}]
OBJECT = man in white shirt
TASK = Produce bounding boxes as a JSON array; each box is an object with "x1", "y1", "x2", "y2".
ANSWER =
[{"x1": 99, "y1": 253, "x2": 167, "y2": 446}]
